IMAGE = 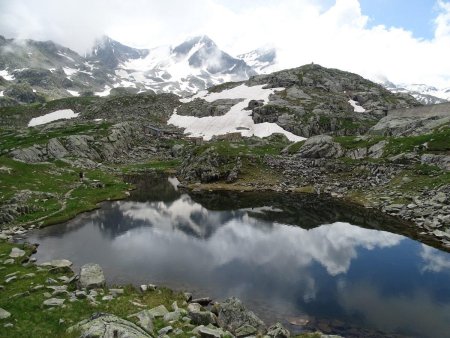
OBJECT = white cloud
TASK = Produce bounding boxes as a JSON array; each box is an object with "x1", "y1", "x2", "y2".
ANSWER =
[{"x1": 1, "y1": 0, "x2": 450, "y2": 87}]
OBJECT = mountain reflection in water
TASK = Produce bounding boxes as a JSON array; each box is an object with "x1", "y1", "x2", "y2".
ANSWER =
[{"x1": 27, "y1": 174, "x2": 450, "y2": 338}]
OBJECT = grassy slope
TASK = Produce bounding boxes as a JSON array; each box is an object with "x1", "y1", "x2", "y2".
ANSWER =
[{"x1": 0, "y1": 156, "x2": 130, "y2": 227}]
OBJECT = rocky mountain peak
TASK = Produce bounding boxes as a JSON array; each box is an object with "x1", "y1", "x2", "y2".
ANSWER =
[{"x1": 90, "y1": 35, "x2": 149, "y2": 68}]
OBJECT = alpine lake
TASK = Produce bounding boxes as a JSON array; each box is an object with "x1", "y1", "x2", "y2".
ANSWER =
[{"x1": 24, "y1": 173, "x2": 450, "y2": 338}]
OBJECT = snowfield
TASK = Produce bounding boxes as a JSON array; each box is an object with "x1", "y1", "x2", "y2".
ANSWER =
[
  {"x1": 348, "y1": 99, "x2": 366, "y2": 113},
  {"x1": 168, "y1": 84, "x2": 305, "y2": 142},
  {"x1": 0, "y1": 69, "x2": 14, "y2": 81},
  {"x1": 95, "y1": 86, "x2": 112, "y2": 97},
  {"x1": 67, "y1": 90, "x2": 80, "y2": 97},
  {"x1": 28, "y1": 109, "x2": 79, "y2": 127}
]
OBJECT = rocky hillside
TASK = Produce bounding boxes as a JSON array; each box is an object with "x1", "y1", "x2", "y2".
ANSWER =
[{"x1": 173, "y1": 64, "x2": 420, "y2": 140}]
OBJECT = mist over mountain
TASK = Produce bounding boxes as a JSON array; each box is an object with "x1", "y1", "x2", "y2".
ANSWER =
[{"x1": 0, "y1": 34, "x2": 446, "y2": 106}]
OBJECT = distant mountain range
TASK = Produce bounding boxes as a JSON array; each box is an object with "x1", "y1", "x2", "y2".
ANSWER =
[
  {"x1": 0, "y1": 34, "x2": 447, "y2": 106},
  {"x1": 382, "y1": 81, "x2": 450, "y2": 105},
  {"x1": 0, "y1": 35, "x2": 276, "y2": 105}
]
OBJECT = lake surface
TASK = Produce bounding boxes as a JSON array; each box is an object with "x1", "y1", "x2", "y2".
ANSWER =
[{"x1": 26, "y1": 174, "x2": 450, "y2": 338}]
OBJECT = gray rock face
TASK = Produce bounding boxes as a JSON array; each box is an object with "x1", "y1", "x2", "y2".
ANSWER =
[
  {"x1": 216, "y1": 297, "x2": 266, "y2": 335},
  {"x1": 0, "y1": 308, "x2": 11, "y2": 320},
  {"x1": 68, "y1": 313, "x2": 151, "y2": 338},
  {"x1": 79, "y1": 263, "x2": 106, "y2": 289},
  {"x1": 297, "y1": 135, "x2": 344, "y2": 159}
]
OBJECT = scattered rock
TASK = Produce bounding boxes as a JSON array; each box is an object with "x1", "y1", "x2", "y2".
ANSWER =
[
  {"x1": 194, "y1": 325, "x2": 227, "y2": 338},
  {"x1": 148, "y1": 304, "x2": 169, "y2": 318},
  {"x1": 158, "y1": 325, "x2": 173, "y2": 335},
  {"x1": 9, "y1": 247, "x2": 26, "y2": 258},
  {"x1": 43, "y1": 298, "x2": 65, "y2": 307},
  {"x1": 130, "y1": 310, "x2": 154, "y2": 333},
  {"x1": 0, "y1": 308, "x2": 11, "y2": 320},
  {"x1": 75, "y1": 290, "x2": 87, "y2": 299},
  {"x1": 164, "y1": 310, "x2": 182, "y2": 322},
  {"x1": 5, "y1": 276, "x2": 17, "y2": 284},
  {"x1": 140, "y1": 284, "x2": 157, "y2": 292}
]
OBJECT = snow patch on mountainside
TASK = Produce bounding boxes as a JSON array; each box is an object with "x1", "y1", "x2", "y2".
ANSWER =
[
  {"x1": 348, "y1": 99, "x2": 366, "y2": 113},
  {"x1": 169, "y1": 84, "x2": 305, "y2": 142},
  {"x1": 28, "y1": 109, "x2": 79, "y2": 127},
  {"x1": 0, "y1": 69, "x2": 14, "y2": 81},
  {"x1": 67, "y1": 90, "x2": 80, "y2": 97},
  {"x1": 95, "y1": 86, "x2": 112, "y2": 97}
]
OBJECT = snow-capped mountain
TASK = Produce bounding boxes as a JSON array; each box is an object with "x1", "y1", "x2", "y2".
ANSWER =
[
  {"x1": 116, "y1": 35, "x2": 257, "y2": 96},
  {"x1": 382, "y1": 81, "x2": 450, "y2": 105},
  {"x1": 0, "y1": 35, "x2": 273, "y2": 105}
]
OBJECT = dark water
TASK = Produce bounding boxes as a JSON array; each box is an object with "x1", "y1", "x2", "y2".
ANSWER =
[{"x1": 26, "y1": 174, "x2": 450, "y2": 338}]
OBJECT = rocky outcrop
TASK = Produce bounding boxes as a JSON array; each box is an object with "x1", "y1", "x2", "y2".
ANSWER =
[
  {"x1": 246, "y1": 64, "x2": 420, "y2": 137},
  {"x1": 179, "y1": 147, "x2": 242, "y2": 183},
  {"x1": 68, "y1": 313, "x2": 151, "y2": 338},
  {"x1": 10, "y1": 122, "x2": 138, "y2": 163},
  {"x1": 369, "y1": 102, "x2": 450, "y2": 136},
  {"x1": 296, "y1": 135, "x2": 344, "y2": 159}
]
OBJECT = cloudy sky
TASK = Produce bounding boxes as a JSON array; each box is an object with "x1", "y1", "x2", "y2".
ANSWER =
[{"x1": 1, "y1": 0, "x2": 450, "y2": 87}]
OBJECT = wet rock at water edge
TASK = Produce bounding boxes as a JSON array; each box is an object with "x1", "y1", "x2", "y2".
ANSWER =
[
  {"x1": 188, "y1": 303, "x2": 217, "y2": 326},
  {"x1": 140, "y1": 283, "x2": 157, "y2": 292},
  {"x1": 192, "y1": 297, "x2": 212, "y2": 306},
  {"x1": 78, "y1": 263, "x2": 105, "y2": 289},
  {"x1": 267, "y1": 322, "x2": 290, "y2": 338},
  {"x1": 68, "y1": 313, "x2": 152, "y2": 338},
  {"x1": 216, "y1": 297, "x2": 266, "y2": 335}
]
